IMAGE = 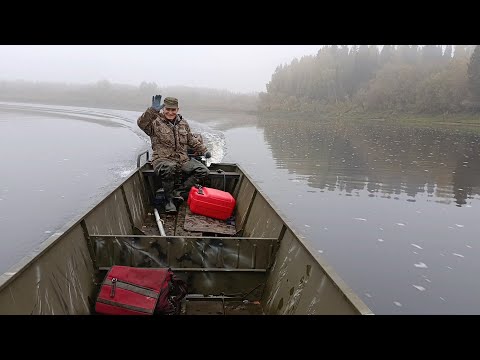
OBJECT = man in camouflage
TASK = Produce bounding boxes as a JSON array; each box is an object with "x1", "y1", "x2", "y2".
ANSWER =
[{"x1": 137, "y1": 95, "x2": 211, "y2": 213}]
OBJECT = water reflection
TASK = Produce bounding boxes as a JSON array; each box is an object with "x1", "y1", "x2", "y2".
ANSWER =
[
  {"x1": 243, "y1": 115, "x2": 480, "y2": 314},
  {"x1": 259, "y1": 116, "x2": 480, "y2": 207}
]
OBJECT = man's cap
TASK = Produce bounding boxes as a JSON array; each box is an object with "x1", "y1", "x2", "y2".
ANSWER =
[{"x1": 163, "y1": 97, "x2": 179, "y2": 108}]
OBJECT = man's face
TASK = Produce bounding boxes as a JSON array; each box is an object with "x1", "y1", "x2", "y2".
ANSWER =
[{"x1": 164, "y1": 107, "x2": 178, "y2": 121}]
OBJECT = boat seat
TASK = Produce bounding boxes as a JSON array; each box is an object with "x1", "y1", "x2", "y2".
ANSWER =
[{"x1": 141, "y1": 169, "x2": 240, "y2": 180}]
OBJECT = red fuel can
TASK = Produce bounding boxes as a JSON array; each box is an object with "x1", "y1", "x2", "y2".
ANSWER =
[{"x1": 188, "y1": 186, "x2": 236, "y2": 221}]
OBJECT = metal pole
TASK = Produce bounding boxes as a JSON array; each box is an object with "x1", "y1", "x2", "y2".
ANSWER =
[{"x1": 153, "y1": 208, "x2": 166, "y2": 236}]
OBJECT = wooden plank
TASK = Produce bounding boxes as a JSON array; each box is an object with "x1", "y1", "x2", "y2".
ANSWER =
[
  {"x1": 184, "y1": 207, "x2": 236, "y2": 235},
  {"x1": 185, "y1": 300, "x2": 224, "y2": 315},
  {"x1": 224, "y1": 301, "x2": 264, "y2": 315},
  {"x1": 175, "y1": 203, "x2": 202, "y2": 237}
]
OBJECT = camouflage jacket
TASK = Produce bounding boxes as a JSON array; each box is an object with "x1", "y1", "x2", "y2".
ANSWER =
[{"x1": 137, "y1": 107, "x2": 207, "y2": 166}]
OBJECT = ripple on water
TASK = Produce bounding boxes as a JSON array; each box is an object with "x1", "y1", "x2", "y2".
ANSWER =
[
  {"x1": 412, "y1": 285, "x2": 426, "y2": 291},
  {"x1": 414, "y1": 262, "x2": 428, "y2": 268}
]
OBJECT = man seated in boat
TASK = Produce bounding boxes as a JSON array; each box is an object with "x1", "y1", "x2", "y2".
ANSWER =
[{"x1": 137, "y1": 95, "x2": 211, "y2": 213}]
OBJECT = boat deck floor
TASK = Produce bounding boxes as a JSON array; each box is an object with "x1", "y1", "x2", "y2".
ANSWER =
[
  {"x1": 141, "y1": 201, "x2": 237, "y2": 237},
  {"x1": 182, "y1": 298, "x2": 264, "y2": 315}
]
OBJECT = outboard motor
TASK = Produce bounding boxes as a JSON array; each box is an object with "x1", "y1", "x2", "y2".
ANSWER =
[{"x1": 187, "y1": 133, "x2": 207, "y2": 164}]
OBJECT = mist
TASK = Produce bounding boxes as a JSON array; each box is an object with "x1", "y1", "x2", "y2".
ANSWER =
[{"x1": 0, "y1": 45, "x2": 322, "y2": 94}]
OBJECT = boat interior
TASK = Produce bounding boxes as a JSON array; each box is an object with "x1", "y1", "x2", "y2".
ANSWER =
[
  {"x1": 0, "y1": 151, "x2": 372, "y2": 315},
  {"x1": 93, "y1": 157, "x2": 276, "y2": 315}
]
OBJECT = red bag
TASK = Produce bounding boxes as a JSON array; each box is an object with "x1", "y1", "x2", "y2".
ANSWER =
[
  {"x1": 95, "y1": 266, "x2": 187, "y2": 315},
  {"x1": 188, "y1": 185, "x2": 236, "y2": 221}
]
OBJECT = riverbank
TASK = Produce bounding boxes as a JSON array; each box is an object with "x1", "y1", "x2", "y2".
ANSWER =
[
  {"x1": 0, "y1": 97, "x2": 257, "y2": 116},
  {"x1": 258, "y1": 109, "x2": 480, "y2": 131}
]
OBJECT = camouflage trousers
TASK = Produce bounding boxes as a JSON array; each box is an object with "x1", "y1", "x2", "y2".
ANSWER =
[{"x1": 153, "y1": 158, "x2": 210, "y2": 199}]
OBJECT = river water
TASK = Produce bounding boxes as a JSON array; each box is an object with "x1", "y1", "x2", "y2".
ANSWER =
[{"x1": 1, "y1": 101, "x2": 479, "y2": 314}]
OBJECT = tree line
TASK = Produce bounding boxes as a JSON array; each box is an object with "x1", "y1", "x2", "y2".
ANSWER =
[
  {"x1": 259, "y1": 45, "x2": 480, "y2": 116},
  {"x1": 0, "y1": 80, "x2": 258, "y2": 112}
]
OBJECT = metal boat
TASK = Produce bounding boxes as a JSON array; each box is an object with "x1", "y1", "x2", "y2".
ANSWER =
[{"x1": 0, "y1": 150, "x2": 373, "y2": 315}]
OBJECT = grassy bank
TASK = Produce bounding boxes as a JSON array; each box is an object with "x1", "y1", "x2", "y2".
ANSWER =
[{"x1": 258, "y1": 109, "x2": 480, "y2": 129}]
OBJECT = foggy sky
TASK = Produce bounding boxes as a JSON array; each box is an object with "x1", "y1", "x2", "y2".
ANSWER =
[{"x1": 0, "y1": 45, "x2": 323, "y2": 93}]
